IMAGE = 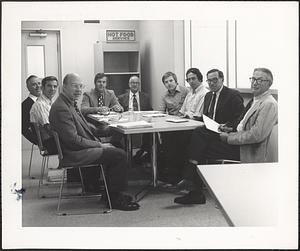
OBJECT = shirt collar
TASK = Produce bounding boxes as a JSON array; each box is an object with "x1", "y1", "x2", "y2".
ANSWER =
[
  {"x1": 95, "y1": 88, "x2": 105, "y2": 97},
  {"x1": 40, "y1": 93, "x2": 52, "y2": 105},
  {"x1": 192, "y1": 84, "x2": 203, "y2": 94},
  {"x1": 254, "y1": 89, "x2": 270, "y2": 102},
  {"x1": 130, "y1": 90, "x2": 139, "y2": 99},
  {"x1": 29, "y1": 94, "x2": 38, "y2": 102},
  {"x1": 212, "y1": 84, "x2": 224, "y2": 96},
  {"x1": 167, "y1": 84, "x2": 180, "y2": 95}
]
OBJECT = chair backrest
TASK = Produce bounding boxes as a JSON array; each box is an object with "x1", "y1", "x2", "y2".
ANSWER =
[
  {"x1": 51, "y1": 130, "x2": 64, "y2": 163},
  {"x1": 32, "y1": 122, "x2": 45, "y2": 153},
  {"x1": 266, "y1": 123, "x2": 278, "y2": 162}
]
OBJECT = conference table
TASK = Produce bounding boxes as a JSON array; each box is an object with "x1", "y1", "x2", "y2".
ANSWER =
[
  {"x1": 88, "y1": 111, "x2": 204, "y2": 189},
  {"x1": 197, "y1": 164, "x2": 279, "y2": 226}
]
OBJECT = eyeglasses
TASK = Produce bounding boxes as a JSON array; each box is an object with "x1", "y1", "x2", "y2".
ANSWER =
[
  {"x1": 186, "y1": 76, "x2": 197, "y2": 82},
  {"x1": 206, "y1": 78, "x2": 219, "y2": 84},
  {"x1": 71, "y1": 84, "x2": 85, "y2": 89},
  {"x1": 249, "y1": 77, "x2": 269, "y2": 84}
]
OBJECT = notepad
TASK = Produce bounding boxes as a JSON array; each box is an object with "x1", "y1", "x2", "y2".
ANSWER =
[
  {"x1": 116, "y1": 121, "x2": 153, "y2": 129},
  {"x1": 166, "y1": 118, "x2": 189, "y2": 123}
]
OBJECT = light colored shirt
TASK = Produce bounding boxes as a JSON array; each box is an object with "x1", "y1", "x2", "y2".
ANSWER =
[
  {"x1": 160, "y1": 84, "x2": 189, "y2": 115},
  {"x1": 179, "y1": 84, "x2": 209, "y2": 118},
  {"x1": 128, "y1": 91, "x2": 140, "y2": 111},
  {"x1": 209, "y1": 85, "x2": 224, "y2": 121},
  {"x1": 237, "y1": 90, "x2": 269, "y2": 132}
]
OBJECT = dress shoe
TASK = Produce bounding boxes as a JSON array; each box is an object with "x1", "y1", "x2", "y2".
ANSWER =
[
  {"x1": 133, "y1": 149, "x2": 145, "y2": 164},
  {"x1": 174, "y1": 191, "x2": 206, "y2": 205},
  {"x1": 110, "y1": 194, "x2": 140, "y2": 211}
]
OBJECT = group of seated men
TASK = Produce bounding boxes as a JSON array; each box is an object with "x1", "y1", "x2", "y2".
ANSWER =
[{"x1": 22, "y1": 67, "x2": 278, "y2": 210}]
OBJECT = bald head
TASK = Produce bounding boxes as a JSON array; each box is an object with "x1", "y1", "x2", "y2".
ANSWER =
[
  {"x1": 129, "y1": 75, "x2": 140, "y2": 93},
  {"x1": 62, "y1": 73, "x2": 84, "y2": 101}
]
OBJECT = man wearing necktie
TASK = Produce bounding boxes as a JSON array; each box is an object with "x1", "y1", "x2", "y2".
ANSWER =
[
  {"x1": 174, "y1": 69, "x2": 244, "y2": 205},
  {"x1": 49, "y1": 73, "x2": 140, "y2": 211},
  {"x1": 118, "y1": 76, "x2": 152, "y2": 163}
]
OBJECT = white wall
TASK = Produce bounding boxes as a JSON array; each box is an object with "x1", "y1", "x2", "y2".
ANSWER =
[{"x1": 139, "y1": 20, "x2": 184, "y2": 110}]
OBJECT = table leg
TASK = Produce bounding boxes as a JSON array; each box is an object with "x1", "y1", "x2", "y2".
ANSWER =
[
  {"x1": 126, "y1": 134, "x2": 132, "y2": 167},
  {"x1": 152, "y1": 132, "x2": 157, "y2": 187}
]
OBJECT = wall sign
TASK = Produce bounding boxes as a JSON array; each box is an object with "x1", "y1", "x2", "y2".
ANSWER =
[{"x1": 106, "y1": 30, "x2": 136, "y2": 42}]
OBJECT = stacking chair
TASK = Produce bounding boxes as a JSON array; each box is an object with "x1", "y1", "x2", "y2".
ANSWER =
[
  {"x1": 52, "y1": 130, "x2": 112, "y2": 215},
  {"x1": 32, "y1": 123, "x2": 59, "y2": 198}
]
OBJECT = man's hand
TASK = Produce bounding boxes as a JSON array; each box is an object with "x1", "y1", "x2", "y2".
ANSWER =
[
  {"x1": 101, "y1": 143, "x2": 114, "y2": 148},
  {"x1": 219, "y1": 132, "x2": 229, "y2": 143},
  {"x1": 111, "y1": 104, "x2": 123, "y2": 113},
  {"x1": 219, "y1": 124, "x2": 233, "y2": 133},
  {"x1": 97, "y1": 106, "x2": 110, "y2": 114}
]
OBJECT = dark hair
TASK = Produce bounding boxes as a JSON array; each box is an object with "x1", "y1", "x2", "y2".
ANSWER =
[
  {"x1": 186, "y1": 68, "x2": 203, "y2": 82},
  {"x1": 94, "y1": 73, "x2": 107, "y2": 84},
  {"x1": 254, "y1": 68, "x2": 273, "y2": 85},
  {"x1": 206, "y1": 69, "x2": 224, "y2": 81},
  {"x1": 162, "y1": 71, "x2": 178, "y2": 84},
  {"x1": 42, "y1": 76, "x2": 58, "y2": 87},
  {"x1": 26, "y1": 75, "x2": 38, "y2": 85}
]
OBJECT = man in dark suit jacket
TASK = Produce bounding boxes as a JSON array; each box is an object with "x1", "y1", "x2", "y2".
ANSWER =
[
  {"x1": 174, "y1": 69, "x2": 244, "y2": 205},
  {"x1": 22, "y1": 75, "x2": 42, "y2": 144},
  {"x1": 49, "y1": 73, "x2": 139, "y2": 211},
  {"x1": 118, "y1": 76, "x2": 152, "y2": 162}
]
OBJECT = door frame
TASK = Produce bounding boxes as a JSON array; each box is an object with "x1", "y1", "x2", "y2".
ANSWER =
[{"x1": 21, "y1": 28, "x2": 63, "y2": 92}]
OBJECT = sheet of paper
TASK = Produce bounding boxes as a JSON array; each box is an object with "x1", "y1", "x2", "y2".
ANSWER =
[
  {"x1": 142, "y1": 113, "x2": 166, "y2": 118},
  {"x1": 166, "y1": 118, "x2": 189, "y2": 123},
  {"x1": 203, "y1": 114, "x2": 221, "y2": 133}
]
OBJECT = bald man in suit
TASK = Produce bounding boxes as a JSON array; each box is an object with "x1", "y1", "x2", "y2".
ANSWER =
[{"x1": 49, "y1": 73, "x2": 139, "y2": 211}]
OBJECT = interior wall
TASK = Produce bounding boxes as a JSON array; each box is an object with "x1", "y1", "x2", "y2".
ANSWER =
[{"x1": 139, "y1": 20, "x2": 185, "y2": 110}]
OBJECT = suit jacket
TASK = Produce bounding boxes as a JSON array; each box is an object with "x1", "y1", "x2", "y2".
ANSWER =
[
  {"x1": 227, "y1": 91, "x2": 278, "y2": 163},
  {"x1": 49, "y1": 93, "x2": 103, "y2": 166},
  {"x1": 203, "y1": 86, "x2": 244, "y2": 129},
  {"x1": 118, "y1": 90, "x2": 152, "y2": 111},
  {"x1": 81, "y1": 88, "x2": 123, "y2": 116},
  {"x1": 22, "y1": 97, "x2": 37, "y2": 144}
]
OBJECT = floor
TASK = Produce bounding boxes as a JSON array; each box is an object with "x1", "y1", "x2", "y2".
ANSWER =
[{"x1": 22, "y1": 147, "x2": 229, "y2": 227}]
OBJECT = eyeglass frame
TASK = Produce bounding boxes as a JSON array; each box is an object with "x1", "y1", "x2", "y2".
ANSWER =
[
  {"x1": 206, "y1": 77, "x2": 219, "y2": 84},
  {"x1": 249, "y1": 77, "x2": 270, "y2": 84},
  {"x1": 71, "y1": 83, "x2": 85, "y2": 89}
]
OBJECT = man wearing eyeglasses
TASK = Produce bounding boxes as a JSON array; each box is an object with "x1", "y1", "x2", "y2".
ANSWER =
[
  {"x1": 174, "y1": 68, "x2": 244, "y2": 205},
  {"x1": 49, "y1": 73, "x2": 140, "y2": 211}
]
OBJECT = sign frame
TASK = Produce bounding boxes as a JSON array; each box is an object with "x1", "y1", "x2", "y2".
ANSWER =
[{"x1": 106, "y1": 30, "x2": 136, "y2": 42}]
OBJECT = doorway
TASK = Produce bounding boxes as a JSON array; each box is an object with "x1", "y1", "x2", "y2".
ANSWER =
[{"x1": 21, "y1": 29, "x2": 61, "y2": 150}]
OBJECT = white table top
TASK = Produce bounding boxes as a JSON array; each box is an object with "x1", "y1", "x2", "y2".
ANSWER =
[
  {"x1": 197, "y1": 164, "x2": 279, "y2": 226},
  {"x1": 88, "y1": 111, "x2": 204, "y2": 134}
]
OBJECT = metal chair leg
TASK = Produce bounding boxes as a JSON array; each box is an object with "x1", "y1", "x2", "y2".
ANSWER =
[
  {"x1": 56, "y1": 168, "x2": 66, "y2": 215},
  {"x1": 28, "y1": 144, "x2": 34, "y2": 178},
  {"x1": 78, "y1": 168, "x2": 86, "y2": 195},
  {"x1": 37, "y1": 157, "x2": 46, "y2": 198},
  {"x1": 100, "y1": 165, "x2": 112, "y2": 213}
]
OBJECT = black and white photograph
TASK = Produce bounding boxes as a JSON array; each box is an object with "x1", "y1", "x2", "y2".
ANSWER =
[{"x1": 2, "y1": 1, "x2": 298, "y2": 249}]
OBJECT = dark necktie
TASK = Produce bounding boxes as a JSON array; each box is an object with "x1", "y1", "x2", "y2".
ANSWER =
[
  {"x1": 98, "y1": 94, "x2": 104, "y2": 107},
  {"x1": 132, "y1": 94, "x2": 138, "y2": 111},
  {"x1": 74, "y1": 101, "x2": 81, "y2": 114},
  {"x1": 207, "y1": 92, "x2": 216, "y2": 119}
]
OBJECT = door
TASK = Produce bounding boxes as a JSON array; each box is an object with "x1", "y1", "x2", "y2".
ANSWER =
[{"x1": 21, "y1": 30, "x2": 61, "y2": 150}]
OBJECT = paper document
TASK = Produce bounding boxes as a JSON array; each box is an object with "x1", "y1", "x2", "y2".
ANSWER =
[
  {"x1": 116, "y1": 121, "x2": 153, "y2": 129},
  {"x1": 203, "y1": 114, "x2": 221, "y2": 133},
  {"x1": 142, "y1": 113, "x2": 166, "y2": 118},
  {"x1": 166, "y1": 118, "x2": 189, "y2": 123}
]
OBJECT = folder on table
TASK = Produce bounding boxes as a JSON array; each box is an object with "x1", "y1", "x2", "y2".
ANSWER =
[{"x1": 116, "y1": 121, "x2": 153, "y2": 129}]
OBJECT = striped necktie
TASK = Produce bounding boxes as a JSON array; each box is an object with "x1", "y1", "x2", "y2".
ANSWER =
[{"x1": 132, "y1": 94, "x2": 138, "y2": 111}]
